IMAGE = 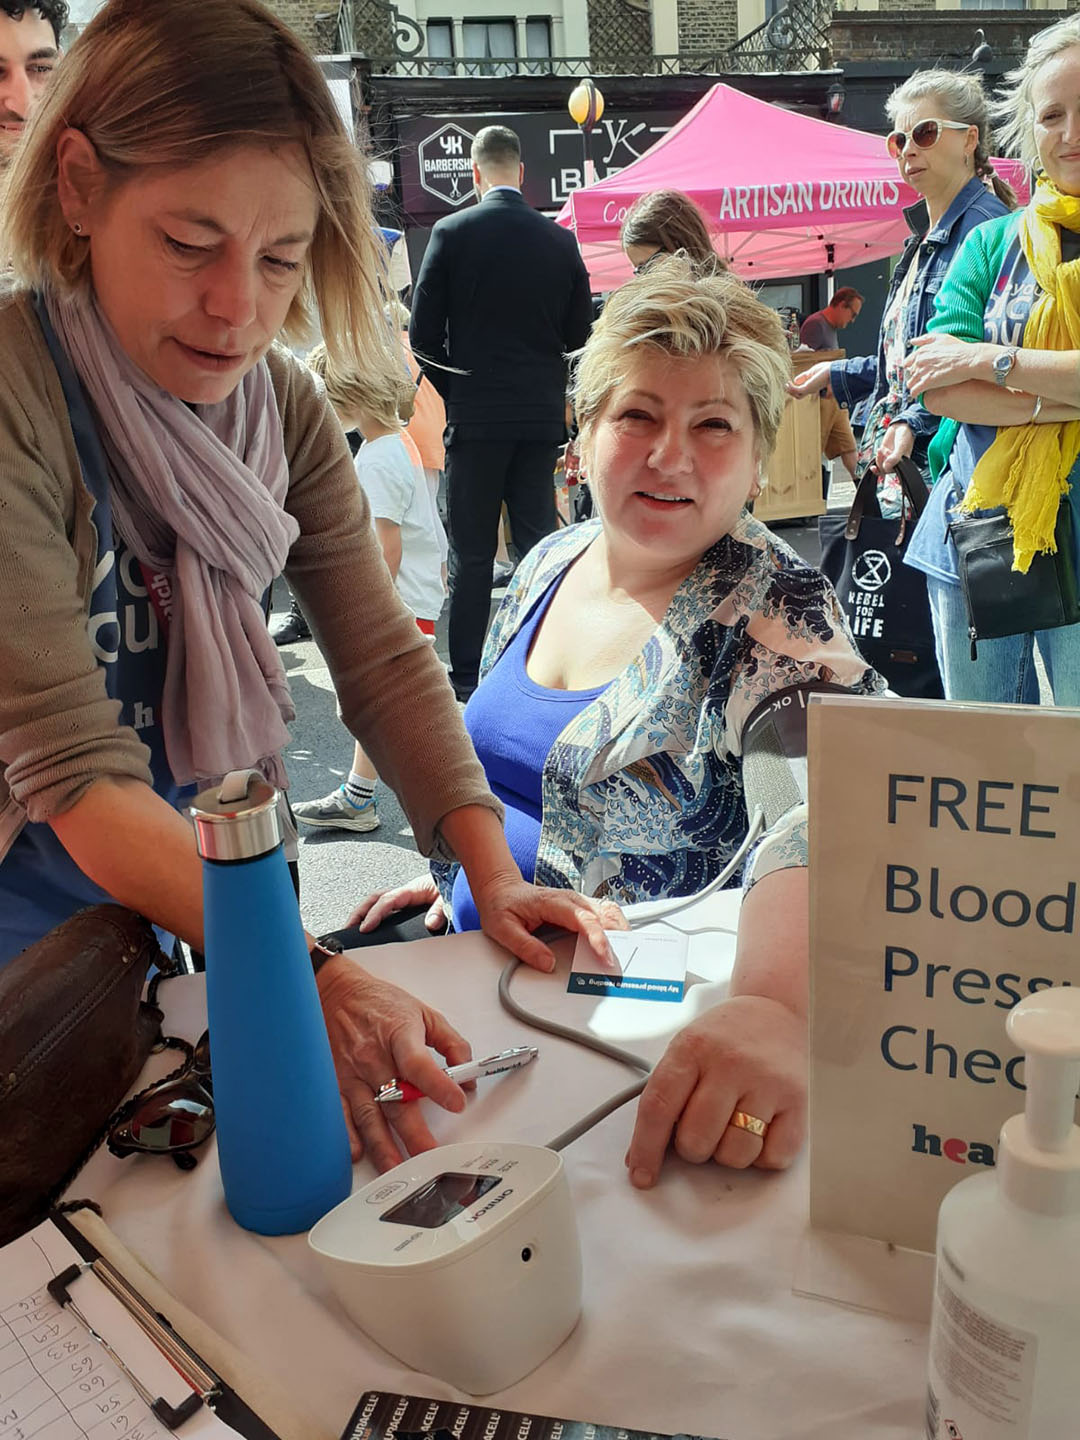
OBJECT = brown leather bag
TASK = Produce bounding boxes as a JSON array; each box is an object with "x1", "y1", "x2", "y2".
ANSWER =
[{"x1": 0, "y1": 904, "x2": 167, "y2": 1244}]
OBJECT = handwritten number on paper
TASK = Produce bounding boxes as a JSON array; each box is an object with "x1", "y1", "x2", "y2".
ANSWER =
[{"x1": 1, "y1": 1229, "x2": 194, "y2": 1440}]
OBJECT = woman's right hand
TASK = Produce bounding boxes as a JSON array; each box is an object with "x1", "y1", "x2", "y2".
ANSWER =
[
  {"x1": 316, "y1": 954, "x2": 470, "y2": 1167},
  {"x1": 874, "y1": 420, "x2": 915, "y2": 475},
  {"x1": 786, "y1": 362, "x2": 832, "y2": 399},
  {"x1": 346, "y1": 874, "x2": 448, "y2": 934}
]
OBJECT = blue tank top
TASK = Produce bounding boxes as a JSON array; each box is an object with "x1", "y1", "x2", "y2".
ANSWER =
[{"x1": 450, "y1": 578, "x2": 605, "y2": 931}]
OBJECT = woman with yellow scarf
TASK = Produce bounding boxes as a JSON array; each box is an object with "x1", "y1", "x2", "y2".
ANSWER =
[{"x1": 903, "y1": 14, "x2": 1080, "y2": 704}]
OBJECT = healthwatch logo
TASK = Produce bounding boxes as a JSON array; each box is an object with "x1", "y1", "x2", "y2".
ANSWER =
[{"x1": 911, "y1": 1122, "x2": 996, "y2": 1167}]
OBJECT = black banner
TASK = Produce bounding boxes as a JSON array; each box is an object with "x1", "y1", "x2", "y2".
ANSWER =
[{"x1": 397, "y1": 106, "x2": 684, "y2": 223}]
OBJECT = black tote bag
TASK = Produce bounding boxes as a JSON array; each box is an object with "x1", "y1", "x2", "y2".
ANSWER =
[{"x1": 818, "y1": 457, "x2": 944, "y2": 698}]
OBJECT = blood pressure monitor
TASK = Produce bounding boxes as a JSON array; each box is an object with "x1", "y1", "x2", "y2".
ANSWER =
[{"x1": 308, "y1": 1141, "x2": 581, "y2": 1394}]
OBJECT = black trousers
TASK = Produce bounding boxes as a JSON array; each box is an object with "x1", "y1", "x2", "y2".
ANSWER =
[{"x1": 445, "y1": 437, "x2": 559, "y2": 693}]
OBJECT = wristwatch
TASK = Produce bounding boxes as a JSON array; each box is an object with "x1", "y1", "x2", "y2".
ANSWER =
[
  {"x1": 310, "y1": 934, "x2": 345, "y2": 976},
  {"x1": 993, "y1": 346, "x2": 1019, "y2": 386}
]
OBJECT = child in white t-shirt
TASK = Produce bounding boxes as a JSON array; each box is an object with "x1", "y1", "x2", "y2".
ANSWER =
[
  {"x1": 293, "y1": 345, "x2": 448, "y2": 834},
  {"x1": 359, "y1": 426, "x2": 446, "y2": 632}
]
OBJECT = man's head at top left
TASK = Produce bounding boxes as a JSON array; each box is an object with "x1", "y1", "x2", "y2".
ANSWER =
[{"x1": 0, "y1": 0, "x2": 65, "y2": 161}]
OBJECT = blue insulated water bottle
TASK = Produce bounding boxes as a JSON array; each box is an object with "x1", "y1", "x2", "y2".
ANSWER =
[{"x1": 191, "y1": 769, "x2": 352, "y2": 1235}]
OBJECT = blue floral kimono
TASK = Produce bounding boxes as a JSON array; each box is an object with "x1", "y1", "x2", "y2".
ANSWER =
[{"x1": 434, "y1": 514, "x2": 884, "y2": 910}]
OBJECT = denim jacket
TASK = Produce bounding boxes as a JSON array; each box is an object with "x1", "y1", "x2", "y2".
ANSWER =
[{"x1": 830, "y1": 177, "x2": 1009, "y2": 444}]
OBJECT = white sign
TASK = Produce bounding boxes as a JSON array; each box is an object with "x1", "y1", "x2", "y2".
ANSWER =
[{"x1": 808, "y1": 695, "x2": 1080, "y2": 1255}]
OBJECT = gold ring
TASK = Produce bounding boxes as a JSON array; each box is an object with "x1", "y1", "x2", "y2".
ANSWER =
[{"x1": 729, "y1": 1110, "x2": 769, "y2": 1140}]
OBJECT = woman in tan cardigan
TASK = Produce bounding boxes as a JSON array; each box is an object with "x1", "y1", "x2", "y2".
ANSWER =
[{"x1": 0, "y1": 0, "x2": 617, "y2": 1170}]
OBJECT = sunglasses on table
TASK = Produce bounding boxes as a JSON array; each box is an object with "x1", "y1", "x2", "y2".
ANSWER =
[
  {"x1": 105, "y1": 964, "x2": 216, "y2": 1169},
  {"x1": 106, "y1": 1028, "x2": 214, "y2": 1169},
  {"x1": 886, "y1": 119, "x2": 971, "y2": 160},
  {"x1": 101, "y1": 927, "x2": 341, "y2": 1169}
]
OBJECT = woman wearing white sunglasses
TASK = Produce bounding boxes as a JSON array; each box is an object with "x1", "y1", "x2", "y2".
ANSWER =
[
  {"x1": 788, "y1": 70, "x2": 1015, "y2": 527},
  {"x1": 905, "y1": 16, "x2": 1080, "y2": 704}
]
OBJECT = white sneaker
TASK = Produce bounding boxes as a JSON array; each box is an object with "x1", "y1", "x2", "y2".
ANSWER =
[{"x1": 292, "y1": 786, "x2": 380, "y2": 833}]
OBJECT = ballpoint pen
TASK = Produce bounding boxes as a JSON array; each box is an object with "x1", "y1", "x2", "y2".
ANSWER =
[{"x1": 373, "y1": 1045, "x2": 539, "y2": 1104}]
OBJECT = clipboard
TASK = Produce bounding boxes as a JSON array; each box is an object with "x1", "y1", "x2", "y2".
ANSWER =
[
  {"x1": 49, "y1": 1210, "x2": 278, "y2": 1440},
  {"x1": 1, "y1": 1206, "x2": 330, "y2": 1440}
]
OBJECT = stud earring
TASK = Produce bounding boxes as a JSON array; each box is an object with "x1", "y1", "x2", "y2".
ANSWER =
[{"x1": 72, "y1": 222, "x2": 83, "y2": 235}]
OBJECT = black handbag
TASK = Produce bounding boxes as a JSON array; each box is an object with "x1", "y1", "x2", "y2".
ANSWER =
[
  {"x1": 818, "y1": 457, "x2": 944, "y2": 698},
  {"x1": 948, "y1": 500, "x2": 1080, "y2": 659}
]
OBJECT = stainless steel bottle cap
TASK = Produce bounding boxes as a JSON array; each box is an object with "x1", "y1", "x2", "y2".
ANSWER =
[{"x1": 190, "y1": 769, "x2": 281, "y2": 862}]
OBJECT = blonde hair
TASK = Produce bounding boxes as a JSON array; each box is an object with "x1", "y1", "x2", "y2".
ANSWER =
[
  {"x1": 994, "y1": 15, "x2": 1080, "y2": 168},
  {"x1": 886, "y1": 68, "x2": 1018, "y2": 210},
  {"x1": 2, "y1": 0, "x2": 401, "y2": 385},
  {"x1": 573, "y1": 256, "x2": 790, "y2": 460},
  {"x1": 306, "y1": 342, "x2": 415, "y2": 431}
]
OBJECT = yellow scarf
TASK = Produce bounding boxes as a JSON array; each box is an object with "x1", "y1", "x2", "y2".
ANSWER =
[{"x1": 961, "y1": 177, "x2": 1080, "y2": 572}]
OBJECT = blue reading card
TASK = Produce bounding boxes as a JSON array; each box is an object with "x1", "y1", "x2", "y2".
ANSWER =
[{"x1": 568, "y1": 927, "x2": 688, "y2": 1003}]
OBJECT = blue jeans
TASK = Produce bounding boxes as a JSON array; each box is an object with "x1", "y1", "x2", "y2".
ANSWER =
[{"x1": 926, "y1": 574, "x2": 1080, "y2": 704}]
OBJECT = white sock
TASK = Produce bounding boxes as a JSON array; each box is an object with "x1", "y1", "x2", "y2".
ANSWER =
[{"x1": 343, "y1": 772, "x2": 376, "y2": 805}]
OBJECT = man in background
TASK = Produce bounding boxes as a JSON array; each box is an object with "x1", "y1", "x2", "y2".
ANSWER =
[
  {"x1": 0, "y1": 1, "x2": 64, "y2": 164},
  {"x1": 799, "y1": 285, "x2": 863, "y2": 351},
  {"x1": 410, "y1": 124, "x2": 593, "y2": 702},
  {"x1": 800, "y1": 286, "x2": 863, "y2": 492}
]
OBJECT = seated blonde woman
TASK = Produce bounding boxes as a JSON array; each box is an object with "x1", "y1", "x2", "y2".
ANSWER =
[{"x1": 352, "y1": 259, "x2": 885, "y2": 1186}]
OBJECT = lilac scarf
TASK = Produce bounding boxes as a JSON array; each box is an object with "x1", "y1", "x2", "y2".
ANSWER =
[{"x1": 46, "y1": 288, "x2": 299, "y2": 789}]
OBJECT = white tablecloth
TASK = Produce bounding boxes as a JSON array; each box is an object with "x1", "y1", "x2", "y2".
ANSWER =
[{"x1": 74, "y1": 895, "x2": 927, "y2": 1440}]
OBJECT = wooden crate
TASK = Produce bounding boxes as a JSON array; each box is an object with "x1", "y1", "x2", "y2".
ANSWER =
[{"x1": 753, "y1": 348, "x2": 843, "y2": 525}]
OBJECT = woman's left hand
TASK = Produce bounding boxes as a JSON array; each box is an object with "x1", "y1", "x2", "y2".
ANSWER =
[
  {"x1": 440, "y1": 806, "x2": 627, "y2": 973},
  {"x1": 472, "y1": 871, "x2": 629, "y2": 973},
  {"x1": 904, "y1": 334, "x2": 996, "y2": 396},
  {"x1": 624, "y1": 995, "x2": 807, "y2": 1187},
  {"x1": 316, "y1": 954, "x2": 472, "y2": 1169}
]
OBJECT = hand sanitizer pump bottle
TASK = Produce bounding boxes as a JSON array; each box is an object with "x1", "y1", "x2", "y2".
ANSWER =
[
  {"x1": 190, "y1": 769, "x2": 352, "y2": 1236},
  {"x1": 926, "y1": 987, "x2": 1080, "y2": 1439}
]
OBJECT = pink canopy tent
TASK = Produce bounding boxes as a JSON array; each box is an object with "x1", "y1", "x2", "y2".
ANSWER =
[{"x1": 557, "y1": 84, "x2": 1027, "y2": 288}]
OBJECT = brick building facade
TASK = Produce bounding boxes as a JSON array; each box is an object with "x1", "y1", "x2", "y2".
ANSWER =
[
  {"x1": 831, "y1": 8, "x2": 1076, "y2": 67},
  {"x1": 263, "y1": 0, "x2": 1080, "y2": 77},
  {"x1": 266, "y1": 0, "x2": 748, "y2": 63},
  {"x1": 73, "y1": 0, "x2": 1080, "y2": 74},
  {"x1": 677, "y1": 0, "x2": 739, "y2": 50},
  {"x1": 264, "y1": 0, "x2": 325, "y2": 48}
]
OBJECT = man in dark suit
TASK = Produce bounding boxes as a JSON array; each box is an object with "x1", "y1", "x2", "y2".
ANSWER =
[{"x1": 410, "y1": 124, "x2": 593, "y2": 701}]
